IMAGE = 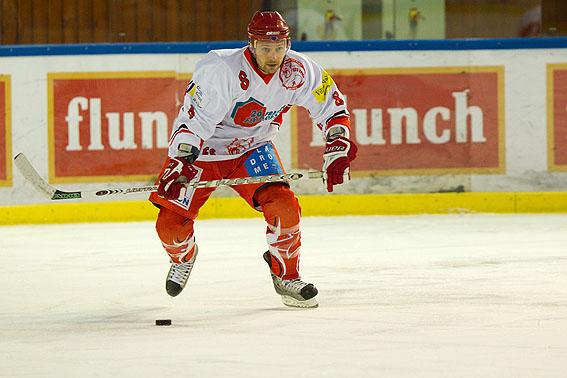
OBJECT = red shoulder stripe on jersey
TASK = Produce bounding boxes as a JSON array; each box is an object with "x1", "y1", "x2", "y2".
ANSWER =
[
  {"x1": 169, "y1": 127, "x2": 204, "y2": 148},
  {"x1": 326, "y1": 115, "x2": 350, "y2": 130},
  {"x1": 271, "y1": 105, "x2": 292, "y2": 127},
  {"x1": 244, "y1": 48, "x2": 275, "y2": 84}
]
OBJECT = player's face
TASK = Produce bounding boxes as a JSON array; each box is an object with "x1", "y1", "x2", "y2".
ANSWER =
[{"x1": 253, "y1": 39, "x2": 288, "y2": 74}]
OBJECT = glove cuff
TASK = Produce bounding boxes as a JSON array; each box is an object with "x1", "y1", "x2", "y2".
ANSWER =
[
  {"x1": 326, "y1": 125, "x2": 349, "y2": 141},
  {"x1": 177, "y1": 143, "x2": 200, "y2": 164}
]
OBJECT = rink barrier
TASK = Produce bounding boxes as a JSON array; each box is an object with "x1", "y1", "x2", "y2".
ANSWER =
[
  {"x1": 1, "y1": 192, "x2": 567, "y2": 225},
  {"x1": 1, "y1": 37, "x2": 566, "y2": 57},
  {"x1": 2, "y1": 38, "x2": 567, "y2": 210}
]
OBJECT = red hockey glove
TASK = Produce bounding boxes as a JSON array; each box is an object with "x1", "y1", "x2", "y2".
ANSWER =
[
  {"x1": 157, "y1": 157, "x2": 198, "y2": 200},
  {"x1": 322, "y1": 136, "x2": 358, "y2": 192}
]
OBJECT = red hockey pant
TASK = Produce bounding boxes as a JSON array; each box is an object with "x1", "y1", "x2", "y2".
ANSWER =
[{"x1": 154, "y1": 155, "x2": 302, "y2": 280}]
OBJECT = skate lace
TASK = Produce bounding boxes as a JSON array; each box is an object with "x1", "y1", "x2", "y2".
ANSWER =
[
  {"x1": 283, "y1": 278, "x2": 308, "y2": 293},
  {"x1": 168, "y1": 261, "x2": 194, "y2": 284}
]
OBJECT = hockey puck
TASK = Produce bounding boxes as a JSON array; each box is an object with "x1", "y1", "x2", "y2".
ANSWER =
[{"x1": 155, "y1": 319, "x2": 172, "y2": 326}]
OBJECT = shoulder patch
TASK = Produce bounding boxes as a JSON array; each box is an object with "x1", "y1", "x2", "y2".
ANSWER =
[
  {"x1": 188, "y1": 83, "x2": 196, "y2": 97},
  {"x1": 186, "y1": 80, "x2": 205, "y2": 108},
  {"x1": 312, "y1": 70, "x2": 335, "y2": 103}
]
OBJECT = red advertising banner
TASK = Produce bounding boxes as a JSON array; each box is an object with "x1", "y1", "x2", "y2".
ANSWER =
[
  {"x1": 292, "y1": 67, "x2": 505, "y2": 175},
  {"x1": 49, "y1": 72, "x2": 190, "y2": 183},
  {"x1": 0, "y1": 76, "x2": 11, "y2": 187},
  {"x1": 548, "y1": 64, "x2": 567, "y2": 171}
]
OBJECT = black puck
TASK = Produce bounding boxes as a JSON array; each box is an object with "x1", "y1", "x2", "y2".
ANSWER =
[{"x1": 155, "y1": 319, "x2": 172, "y2": 326}]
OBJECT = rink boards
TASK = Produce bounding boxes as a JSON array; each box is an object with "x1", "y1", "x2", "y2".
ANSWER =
[
  {"x1": 0, "y1": 39, "x2": 566, "y2": 223},
  {"x1": 2, "y1": 191, "x2": 567, "y2": 225}
]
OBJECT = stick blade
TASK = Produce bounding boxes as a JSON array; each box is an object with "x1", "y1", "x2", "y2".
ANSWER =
[{"x1": 14, "y1": 153, "x2": 57, "y2": 199}]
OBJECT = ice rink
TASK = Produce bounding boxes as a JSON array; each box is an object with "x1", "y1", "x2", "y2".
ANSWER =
[{"x1": 1, "y1": 214, "x2": 567, "y2": 377}]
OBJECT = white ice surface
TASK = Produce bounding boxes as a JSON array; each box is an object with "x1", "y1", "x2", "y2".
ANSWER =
[{"x1": 1, "y1": 214, "x2": 567, "y2": 377}]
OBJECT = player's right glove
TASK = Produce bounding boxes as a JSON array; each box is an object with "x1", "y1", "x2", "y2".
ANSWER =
[
  {"x1": 322, "y1": 136, "x2": 358, "y2": 192},
  {"x1": 157, "y1": 157, "x2": 198, "y2": 200}
]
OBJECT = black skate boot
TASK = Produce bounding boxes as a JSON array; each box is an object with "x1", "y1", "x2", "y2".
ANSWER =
[
  {"x1": 263, "y1": 251, "x2": 318, "y2": 308},
  {"x1": 166, "y1": 246, "x2": 198, "y2": 297}
]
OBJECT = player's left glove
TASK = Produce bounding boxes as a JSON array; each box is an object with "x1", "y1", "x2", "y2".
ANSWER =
[{"x1": 322, "y1": 136, "x2": 358, "y2": 192}]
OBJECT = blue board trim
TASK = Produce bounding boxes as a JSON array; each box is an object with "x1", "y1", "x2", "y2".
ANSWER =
[{"x1": 0, "y1": 37, "x2": 566, "y2": 57}]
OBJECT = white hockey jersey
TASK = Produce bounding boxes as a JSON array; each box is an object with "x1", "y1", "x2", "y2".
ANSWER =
[{"x1": 169, "y1": 46, "x2": 350, "y2": 161}]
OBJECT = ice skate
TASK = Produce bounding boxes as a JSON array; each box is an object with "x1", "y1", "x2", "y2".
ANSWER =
[
  {"x1": 166, "y1": 246, "x2": 198, "y2": 297},
  {"x1": 263, "y1": 251, "x2": 318, "y2": 308}
]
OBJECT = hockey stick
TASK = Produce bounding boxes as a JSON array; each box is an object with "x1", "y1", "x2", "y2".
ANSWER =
[{"x1": 14, "y1": 153, "x2": 323, "y2": 201}]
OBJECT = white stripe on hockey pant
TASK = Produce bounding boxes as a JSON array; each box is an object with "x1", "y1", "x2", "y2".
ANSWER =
[
  {"x1": 162, "y1": 235, "x2": 196, "y2": 262},
  {"x1": 266, "y1": 218, "x2": 301, "y2": 277}
]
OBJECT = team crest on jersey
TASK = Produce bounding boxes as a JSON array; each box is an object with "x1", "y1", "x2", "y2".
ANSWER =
[
  {"x1": 231, "y1": 98, "x2": 289, "y2": 128},
  {"x1": 231, "y1": 97, "x2": 267, "y2": 127},
  {"x1": 226, "y1": 137, "x2": 255, "y2": 155},
  {"x1": 279, "y1": 57, "x2": 305, "y2": 90}
]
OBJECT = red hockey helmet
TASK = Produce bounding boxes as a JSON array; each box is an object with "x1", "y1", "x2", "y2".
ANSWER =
[{"x1": 247, "y1": 11, "x2": 290, "y2": 41}]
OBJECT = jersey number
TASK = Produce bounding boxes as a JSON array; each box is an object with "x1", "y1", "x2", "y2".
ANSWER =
[
  {"x1": 187, "y1": 105, "x2": 195, "y2": 119},
  {"x1": 239, "y1": 71, "x2": 249, "y2": 90},
  {"x1": 332, "y1": 91, "x2": 344, "y2": 106}
]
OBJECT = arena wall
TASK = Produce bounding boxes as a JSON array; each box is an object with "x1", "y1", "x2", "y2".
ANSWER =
[{"x1": 1, "y1": 39, "x2": 566, "y2": 224}]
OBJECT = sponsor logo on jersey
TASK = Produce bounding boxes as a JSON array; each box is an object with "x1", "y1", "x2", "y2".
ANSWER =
[
  {"x1": 312, "y1": 70, "x2": 334, "y2": 103},
  {"x1": 279, "y1": 57, "x2": 305, "y2": 90},
  {"x1": 231, "y1": 98, "x2": 288, "y2": 128}
]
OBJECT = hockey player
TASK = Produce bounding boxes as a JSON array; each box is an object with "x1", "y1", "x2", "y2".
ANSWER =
[{"x1": 149, "y1": 11, "x2": 357, "y2": 308}]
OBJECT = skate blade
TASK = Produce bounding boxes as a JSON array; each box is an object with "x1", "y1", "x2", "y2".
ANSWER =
[{"x1": 281, "y1": 295, "x2": 319, "y2": 308}]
